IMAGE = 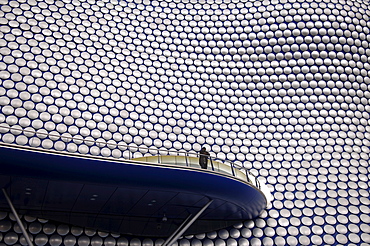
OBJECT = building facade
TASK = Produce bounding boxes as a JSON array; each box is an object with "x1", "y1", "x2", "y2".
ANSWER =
[{"x1": 0, "y1": 0, "x2": 369, "y2": 245}]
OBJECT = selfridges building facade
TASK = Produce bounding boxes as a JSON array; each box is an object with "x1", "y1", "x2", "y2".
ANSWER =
[{"x1": 0, "y1": 0, "x2": 369, "y2": 245}]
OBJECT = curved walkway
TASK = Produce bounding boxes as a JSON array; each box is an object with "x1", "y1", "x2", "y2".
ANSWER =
[
  {"x1": 1, "y1": 143, "x2": 271, "y2": 237},
  {"x1": 0, "y1": 124, "x2": 273, "y2": 204}
]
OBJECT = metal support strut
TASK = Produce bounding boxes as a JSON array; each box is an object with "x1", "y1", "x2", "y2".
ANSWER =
[
  {"x1": 2, "y1": 188, "x2": 34, "y2": 246},
  {"x1": 162, "y1": 200, "x2": 213, "y2": 246}
]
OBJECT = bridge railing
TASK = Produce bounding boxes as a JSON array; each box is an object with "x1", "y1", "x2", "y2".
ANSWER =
[{"x1": 0, "y1": 124, "x2": 260, "y2": 189}]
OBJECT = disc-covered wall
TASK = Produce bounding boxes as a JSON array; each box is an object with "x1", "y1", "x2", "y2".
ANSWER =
[{"x1": 0, "y1": 0, "x2": 369, "y2": 245}]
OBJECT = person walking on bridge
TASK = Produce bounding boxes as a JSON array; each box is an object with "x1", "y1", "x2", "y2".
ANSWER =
[{"x1": 199, "y1": 147, "x2": 210, "y2": 169}]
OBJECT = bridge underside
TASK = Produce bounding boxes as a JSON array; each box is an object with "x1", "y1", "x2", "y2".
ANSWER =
[{"x1": 0, "y1": 145, "x2": 266, "y2": 238}]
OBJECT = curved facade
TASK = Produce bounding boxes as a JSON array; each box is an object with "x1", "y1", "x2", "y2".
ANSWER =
[{"x1": 0, "y1": 0, "x2": 369, "y2": 245}]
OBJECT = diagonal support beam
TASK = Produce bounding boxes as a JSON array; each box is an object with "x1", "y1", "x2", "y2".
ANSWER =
[
  {"x1": 163, "y1": 200, "x2": 213, "y2": 246},
  {"x1": 162, "y1": 214, "x2": 193, "y2": 246},
  {"x1": 2, "y1": 188, "x2": 34, "y2": 246}
]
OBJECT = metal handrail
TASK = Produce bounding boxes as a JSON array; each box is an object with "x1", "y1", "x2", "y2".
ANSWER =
[{"x1": 0, "y1": 124, "x2": 260, "y2": 188}]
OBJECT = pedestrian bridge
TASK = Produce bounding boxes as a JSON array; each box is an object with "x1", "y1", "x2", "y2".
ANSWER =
[{"x1": 0, "y1": 139, "x2": 272, "y2": 239}]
